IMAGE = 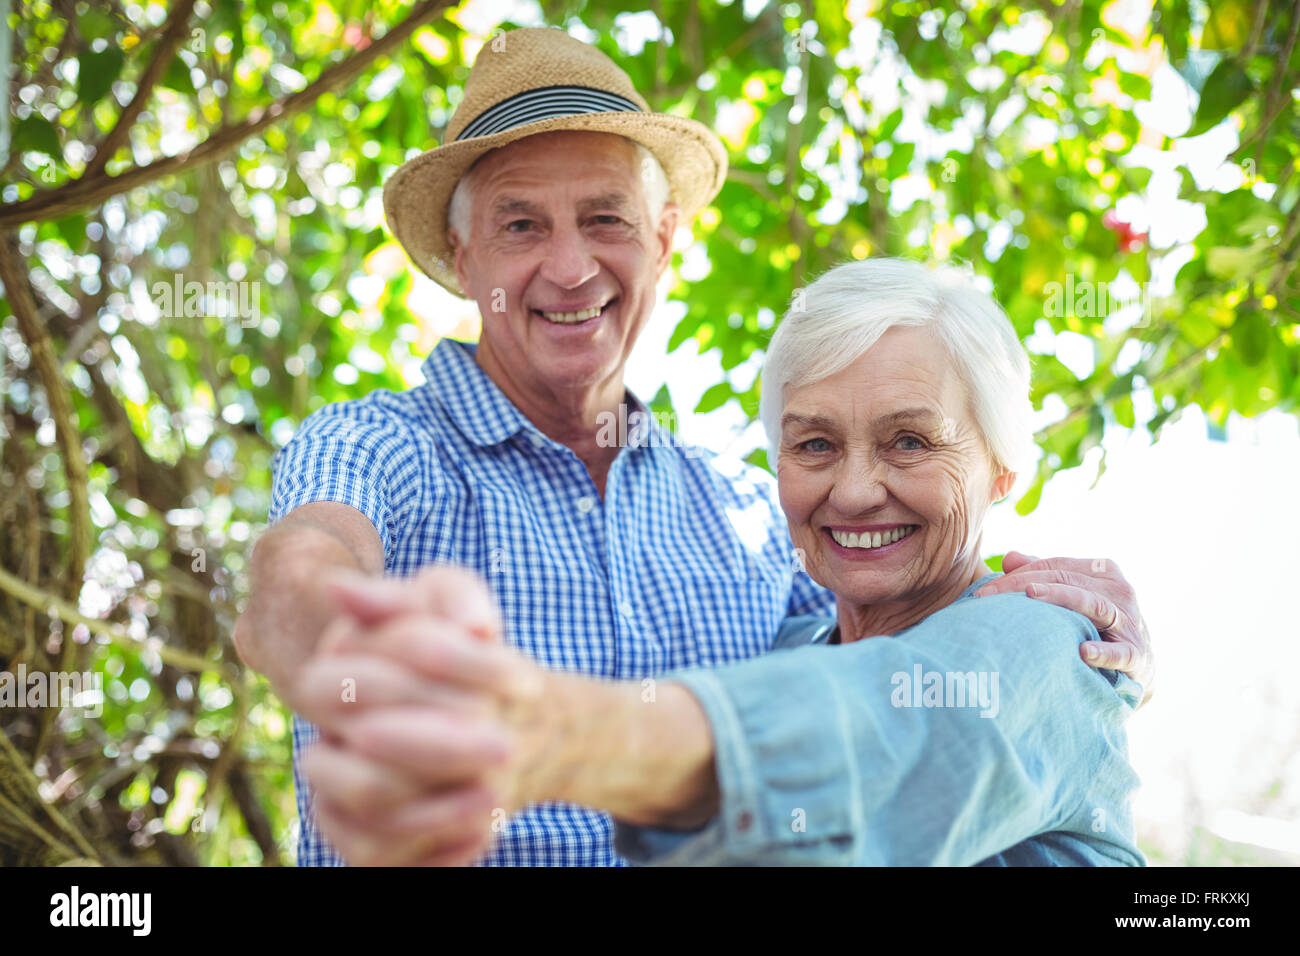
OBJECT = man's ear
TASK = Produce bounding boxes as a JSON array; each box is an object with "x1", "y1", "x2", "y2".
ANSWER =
[
  {"x1": 991, "y1": 468, "x2": 1017, "y2": 504},
  {"x1": 654, "y1": 202, "x2": 681, "y2": 278},
  {"x1": 450, "y1": 229, "x2": 473, "y2": 298}
]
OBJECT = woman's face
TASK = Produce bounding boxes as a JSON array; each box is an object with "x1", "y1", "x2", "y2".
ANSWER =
[{"x1": 776, "y1": 325, "x2": 1016, "y2": 609}]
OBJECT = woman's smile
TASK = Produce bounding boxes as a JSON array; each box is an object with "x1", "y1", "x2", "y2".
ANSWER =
[{"x1": 825, "y1": 524, "x2": 920, "y2": 559}]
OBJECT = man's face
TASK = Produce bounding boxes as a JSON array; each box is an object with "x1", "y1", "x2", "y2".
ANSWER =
[
  {"x1": 452, "y1": 131, "x2": 678, "y2": 398},
  {"x1": 776, "y1": 325, "x2": 1015, "y2": 610}
]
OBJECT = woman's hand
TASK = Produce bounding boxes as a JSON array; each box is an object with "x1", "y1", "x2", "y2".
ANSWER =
[
  {"x1": 975, "y1": 551, "x2": 1155, "y2": 705},
  {"x1": 296, "y1": 565, "x2": 550, "y2": 865}
]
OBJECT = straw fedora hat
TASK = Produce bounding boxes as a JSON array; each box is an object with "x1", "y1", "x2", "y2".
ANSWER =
[{"x1": 381, "y1": 27, "x2": 728, "y2": 297}]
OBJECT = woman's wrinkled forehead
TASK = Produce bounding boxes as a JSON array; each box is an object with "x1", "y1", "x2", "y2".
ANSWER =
[{"x1": 780, "y1": 327, "x2": 972, "y2": 425}]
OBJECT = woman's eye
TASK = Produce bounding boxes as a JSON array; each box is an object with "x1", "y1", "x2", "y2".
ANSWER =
[
  {"x1": 895, "y1": 435, "x2": 925, "y2": 451},
  {"x1": 799, "y1": 437, "x2": 832, "y2": 453}
]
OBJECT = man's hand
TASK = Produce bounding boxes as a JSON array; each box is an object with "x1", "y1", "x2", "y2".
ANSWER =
[
  {"x1": 295, "y1": 566, "x2": 549, "y2": 865},
  {"x1": 300, "y1": 564, "x2": 719, "y2": 863},
  {"x1": 975, "y1": 551, "x2": 1155, "y2": 705},
  {"x1": 296, "y1": 653, "x2": 507, "y2": 866}
]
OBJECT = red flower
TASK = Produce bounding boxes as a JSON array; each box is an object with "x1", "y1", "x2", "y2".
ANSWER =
[
  {"x1": 1102, "y1": 210, "x2": 1147, "y2": 253},
  {"x1": 344, "y1": 22, "x2": 371, "y2": 51}
]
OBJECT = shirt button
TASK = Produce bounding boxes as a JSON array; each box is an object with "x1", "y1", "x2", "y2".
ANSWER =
[
  {"x1": 529, "y1": 433, "x2": 545, "y2": 448},
  {"x1": 618, "y1": 601, "x2": 634, "y2": 618},
  {"x1": 576, "y1": 495, "x2": 596, "y2": 514},
  {"x1": 736, "y1": 811, "x2": 753, "y2": 832}
]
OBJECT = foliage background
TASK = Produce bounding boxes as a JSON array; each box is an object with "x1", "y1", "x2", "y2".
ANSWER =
[{"x1": 0, "y1": 0, "x2": 1296, "y2": 865}]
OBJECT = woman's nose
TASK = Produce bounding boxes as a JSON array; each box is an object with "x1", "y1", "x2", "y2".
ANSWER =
[
  {"x1": 538, "y1": 225, "x2": 599, "y2": 289},
  {"x1": 828, "y1": 452, "x2": 889, "y2": 515}
]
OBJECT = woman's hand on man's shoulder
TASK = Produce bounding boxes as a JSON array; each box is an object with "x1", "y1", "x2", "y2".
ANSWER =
[{"x1": 973, "y1": 551, "x2": 1155, "y2": 706}]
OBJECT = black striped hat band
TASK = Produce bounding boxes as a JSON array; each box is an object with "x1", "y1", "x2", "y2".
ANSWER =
[{"x1": 455, "y1": 86, "x2": 642, "y2": 141}]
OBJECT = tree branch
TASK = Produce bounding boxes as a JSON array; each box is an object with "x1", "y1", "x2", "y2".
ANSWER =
[
  {"x1": 1034, "y1": 331, "x2": 1230, "y2": 444},
  {"x1": 0, "y1": 726, "x2": 101, "y2": 861},
  {"x1": 0, "y1": 564, "x2": 238, "y2": 687},
  {"x1": 0, "y1": 236, "x2": 91, "y2": 598},
  {"x1": 0, "y1": 0, "x2": 455, "y2": 227},
  {"x1": 83, "y1": 0, "x2": 200, "y2": 178},
  {"x1": 1234, "y1": 0, "x2": 1300, "y2": 161}
]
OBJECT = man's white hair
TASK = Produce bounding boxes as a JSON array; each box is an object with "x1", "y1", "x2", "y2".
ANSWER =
[
  {"x1": 447, "y1": 138, "x2": 670, "y2": 243},
  {"x1": 759, "y1": 257, "x2": 1035, "y2": 477}
]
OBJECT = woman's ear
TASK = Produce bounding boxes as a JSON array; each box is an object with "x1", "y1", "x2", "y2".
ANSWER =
[{"x1": 991, "y1": 468, "x2": 1017, "y2": 503}]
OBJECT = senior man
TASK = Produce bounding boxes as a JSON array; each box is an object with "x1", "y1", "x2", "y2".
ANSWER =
[{"x1": 234, "y1": 27, "x2": 1153, "y2": 867}]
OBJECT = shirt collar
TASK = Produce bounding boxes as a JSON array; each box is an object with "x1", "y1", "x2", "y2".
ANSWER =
[
  {"x1": 422, "y1": 338, "x2": 672, "y2": 453},
  {"x1": 422, "y1": 339, "x2": 532, "y2": 447}
]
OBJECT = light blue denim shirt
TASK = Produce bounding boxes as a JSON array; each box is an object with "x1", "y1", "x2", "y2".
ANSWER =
[{"x1": 615, "y1": 572, "x2": 1145, "y2": 866}]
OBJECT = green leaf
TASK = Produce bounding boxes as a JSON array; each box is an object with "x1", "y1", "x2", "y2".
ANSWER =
[
  {"x1": 878, "y1": 108, "x2": 903, "y2": 141},
  {"x1": 79, "y1": 9, "x2": 119, "y2": 41},
  {"x1": 1231, "y1": 310, "x2": 1272, "y2": 366},
  {"x1": 162, "y1": 54, "x2": 196, "y2": 95},
  {"x1": 1015, "y1": 476, "x2": 1044, "y2": 516},
  {"x1": 359, "y1": 100, "x2": 390, "y2": 128},
  {"x1": 694, "y1": 381, "x2": 734, "y2": 414},
  {"x1": 668, "y1": 314, "x2": 703, "y2": 353},
  {"x1": 54, "y1": 213, "x2": 86, "y2": 249},
  {"x1": 1206, "y1": 244, "x2": 1265, "y2": 280},
  {"x1": 1113, "y1": 395, "x2": 1135, "y2": 428},
  {"x1": 1187, "y1": 59, "x2": 1253, "y2": 137},
  {"x1": 78, "y1": 47, "x2": 126, "y2": 105},
  {"x1": 209, "y1": 0, "x2": 245, "y2": 63},
  {"x1": 1090, "y1": 448, "x2": 1108, "y2": 489},
  {"x1": 648, "y1": 384, "x2": 677, "y2": 428},
  {"x1": 11, "y1": 115, "x2": 63, "y2": 162},
  {"x1": 1116, "y1": 71, "x2": 1152, "y2": 101},
  {"x1": 886, "y1": 141, "x2": 915, "y2": 179},
  {"x1": 1201, "y1": 0, "x2": 1253, "y2": 50}
]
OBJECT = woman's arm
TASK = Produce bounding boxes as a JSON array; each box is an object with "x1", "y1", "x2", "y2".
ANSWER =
[
  {"x1": 301, "y1": 582, "x2": 1141, "y2": 865},
  {"x1": 500, "y1": 669, "x2": 721, "y2": 829},
  {"x1": 497, "y1": 593, "x2": 1142, "y2": 865}
]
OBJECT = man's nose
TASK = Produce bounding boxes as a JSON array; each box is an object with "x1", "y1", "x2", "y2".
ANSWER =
[{"x1": 538, "y1": 224, "x2": 600, "y2": 289}]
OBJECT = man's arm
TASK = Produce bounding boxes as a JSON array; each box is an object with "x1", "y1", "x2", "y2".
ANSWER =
[
  {"x1": 233, "y1": 501, "x2": 382, "y2": 699},
  {"x1": 235, "y1": 400, "x2": 425, "y2": 698}
]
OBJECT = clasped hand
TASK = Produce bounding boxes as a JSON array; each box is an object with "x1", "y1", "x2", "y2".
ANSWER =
[{"x1": 292, "y1": 566, "x2": 545, "y2": 866}]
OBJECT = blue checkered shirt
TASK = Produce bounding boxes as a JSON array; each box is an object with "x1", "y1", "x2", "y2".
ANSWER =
[{"x1": 269, "y1": 338, "x2": 835, "y2": 866}]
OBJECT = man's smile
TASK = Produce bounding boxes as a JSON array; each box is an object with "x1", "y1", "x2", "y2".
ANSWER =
[{"x1": 530, "y1": 297, "x2": 616, "y2": 326}]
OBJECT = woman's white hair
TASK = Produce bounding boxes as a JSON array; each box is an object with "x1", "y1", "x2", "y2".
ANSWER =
[
  {"x1": 759, "y1": 257, "x2": 1034, "y2": 477},
  {"x1": 447, "y1": 139, "x2": 670, "y2": 243}
]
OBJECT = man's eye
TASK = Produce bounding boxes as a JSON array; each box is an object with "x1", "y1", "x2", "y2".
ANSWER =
[
  {"x1": 590, "y1": 215, "x2": 624, "y2": 225},
  {"x1": 894, "y1": 435, "x2": 926, "y2": 451},
  {"x1": 506, "y1": 220, "x2": 535, "y2": 233},
  {"x1": 799, "y1": 437, "x2": 832, "y2": 453}
]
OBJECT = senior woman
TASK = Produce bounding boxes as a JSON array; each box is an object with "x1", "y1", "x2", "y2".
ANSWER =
[{"x1": 301, "y1": 258, "x2": 1144, "y2": 866}]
